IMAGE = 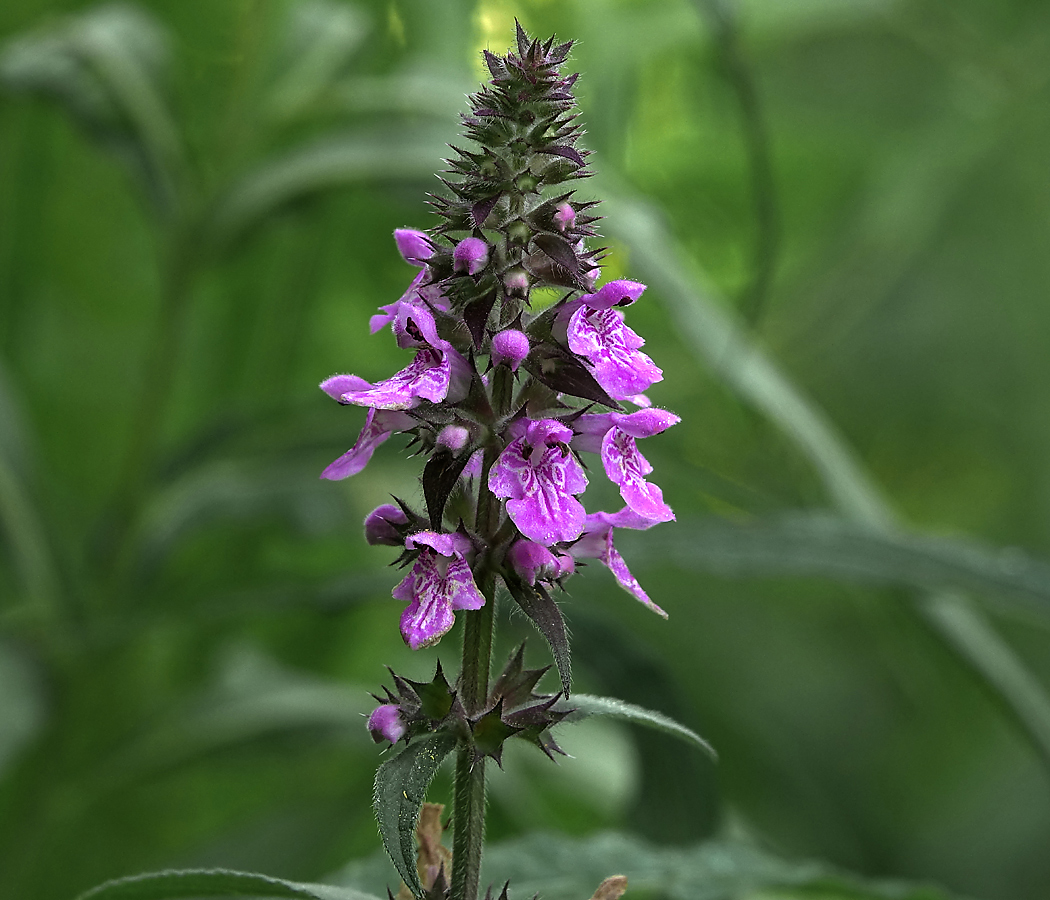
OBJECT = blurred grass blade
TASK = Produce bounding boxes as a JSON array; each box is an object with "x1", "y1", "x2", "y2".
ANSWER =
[
  {"x1": 646, "y1": 513, "x2": 1050, "y2": 621},
  {"x1": 0, "y1": 364, "x2": 59, "y2": 621},
  {"x1": 0, "y1": 4, "x2": 184, "y2": 216},
  {"x1": 561, "y1": 694, "x2": 716, "y2": 760},
  {"x1": 373, "y1": 732, "x2": 457, "y2": 899},
  {"x1": 266, "y1": 0, "x2": 368, "y2": 124},
  {"x1": 0, "y1": 641, "x2": 45, "y2": 780},
  {"x1": 209, "y1": 127, "x2": 449, "y2": 248},
  {"x1": 603, "y1": 186, "x2": 893, "y2": 530},
  {"x1": 75, "y1": 868, "x2": 383, "y2": 900},
  {"x1": 604, "y1": 184, "x2": 1050, "y2": 771}
]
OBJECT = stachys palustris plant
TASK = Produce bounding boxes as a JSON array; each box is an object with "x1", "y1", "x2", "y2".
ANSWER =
[{"x1": 320, "y1": 23, "x2": 676, "y2": 900}]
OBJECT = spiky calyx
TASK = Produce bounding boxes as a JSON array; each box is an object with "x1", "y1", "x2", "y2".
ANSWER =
[{"x1": 425, "y1": 23, "x2": 604, "y2": 350}]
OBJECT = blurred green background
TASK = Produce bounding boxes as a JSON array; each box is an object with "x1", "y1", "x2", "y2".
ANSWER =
[{"x1": 2, "y1": 0, "x2": 1050, "y2": 898}]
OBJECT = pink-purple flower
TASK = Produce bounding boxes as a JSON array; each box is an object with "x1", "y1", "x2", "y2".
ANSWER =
[
  {"x1": 573, "y1": 408, "x2": 679, "y2": 522},
  {"x1": 567, "y1": 304, "x2": 662, "y2": 402},
  {"x1": 453, "y1": 237, "x2": 489, "y2": 275},
  {"x1": 571, "y1": 508, "x2": 667, "y2": 618},
  {"x1": 508, "y1": 538, "x2": 574, "y2": 586},
  {"x1": 489, "y1": 419, "x2": 588, "y2": 546},
  {"x1": 491, "y1": 329, "x2": 530, "y2": 371},
  {"x1": 319, "y1": 406, "x2": 415, "y2": 480},
  {"x1": 364, "y1": 504, "x2": 410, "y2": 546},
  {"x1": 392, "y1": 531, "x2": 485, "y2": 649}
]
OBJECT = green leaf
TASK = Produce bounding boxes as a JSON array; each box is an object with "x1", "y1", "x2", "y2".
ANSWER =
[
  {"x1": 373, "y1": 732, "x2": 457, "y2": 899},
  {"x1": 475, "y1": 832, "x2": 960, "y2": 900},
  {"x1": 75, "y1": 867, "x2": 383, "y2": 900},
  {"x1": 638, "y1": 513, "x2": 1050, "y2": 622},
  {"x1": 0, "y1": 5, "x2": 184, "y2": 215},
  {"x1": 561, "y1": 694, "x2": 716, "y2": 760},
  {"x1": 0, "y1": 641, "x2": 45, "y2": 779},
  {"x1": 209, "y1": 128, "x2": 449, "y2": 248}
]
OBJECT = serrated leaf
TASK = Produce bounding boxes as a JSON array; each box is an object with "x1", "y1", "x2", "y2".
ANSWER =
[
  {"x1": 523, "y1": 346, "x2": 621, "y2": 408},
  {"x1": 421, "y1": 450, "x2": 471, "y2": 529},
  {"x1": 503, "y1": 576, "x2": 571, "y2": 695},
  {"x1": 532, "y1": 232, "x2": 579, "y2": 274},
  {"x1": 374, "y1": 732, "x2": 457, "y2": 899},
  {"x1": 559, "y1": 694, "x2": 715, "y2": 760},
  {"x1": 75, "y1": 867, "x2": 382, "y2": 900}
]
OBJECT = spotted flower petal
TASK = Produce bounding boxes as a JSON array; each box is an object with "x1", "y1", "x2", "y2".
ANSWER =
[
  {"x1": 489, "y1": 419, "x2": 588, "y2": 545},
  {"x1": 572, "y1": 508, "x2": 667, "y2": 617},
  {"x1": 567, "y1": 305, "x2": 663, "y2": 401},
  {"x1": 320, "y1": 408, "x2": 415, "y2": 480},
  {"x1": 392, "y1": 531, "x2": 485, "y2": 649},
  {"x1": 338, "y1": 348, "x2": 451, "y2": 410}
]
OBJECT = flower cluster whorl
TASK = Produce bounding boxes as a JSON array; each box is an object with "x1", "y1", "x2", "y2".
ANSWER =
[{"x1": 321, "y1": 29, "x2": 677, "y2": 650}]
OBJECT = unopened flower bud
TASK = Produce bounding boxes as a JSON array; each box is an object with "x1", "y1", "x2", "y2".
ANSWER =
[
  {"x1": 437, "y1": 424, "x2": 470, "y2": 453},
  {"x1": 364, "y1": 503, "x2": 409, "y2": 546},
  {"x1": 491, "y1": 329, "x2": 530, "y2": 371},
  {"x1": 508, "y1": 539, "x2": 559, "y2": 585},
  {"x1": 553, "y1": 202, "x2": 575, "y2": 232},
  {"x1": 453, "y1": 237, "x2": 489, "y2": 275},
  {"x1": 367, "y1": 703, "x2": 406, "y2": 744},
  {"x1": 504, "y1": 268, "x2": 529, "y2": 299},
  {"x1": 394, "y1": 228, "x2": 433, "y2": 265}
]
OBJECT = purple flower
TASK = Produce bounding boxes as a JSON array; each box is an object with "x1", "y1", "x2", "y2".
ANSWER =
[
  {"x1": 567, "y1": 305, "x2": 663, "y2": 402},
  {"x1": 571, "y1": 508, "x2": 667, "y2": 618},
  {"x1": 394, "y1": 228, "x2": 433, "y2": 265},
  {"x1": 503, "y1": 269, "x2": 529, "y2": 298},
  {"x1": 453, "y1": 237, "x2": 489, "y2": 275},
  {"x1": 489, "y1": 419, "x2": 588, "y2": 545},
  {"x1": 367, "y1": 703, "x2": 407, "y2": 744},
  {"x1": 392, "y1": 531, "x2": 485, "y2": 649},
  {"x1": 579, "y1": 279, "x2": 646, "y2": 310},
  {"x1": 369, "y1": 271, "x2": 449, "y2": 335},
  {"x1": 320, "y1": 344, "x2": 470, "y2": 411},
  {"x1": 491, "y1": 329, "x2": 530, "y2": 371},
  {"x1": 364, "y1": 503, "x2": 410, "y2": 546},
  {"x1": 507, "y1": 538, "x2": 574, "y2": 585},
  {"x1": 573, "y1": 408, "x2": 679, "y2": 522},
  {"x1": 319, "y1": 406, "x2": 415, "y2": 480},
  {"x1": 553, "y1": 202, "x2": 575, "y2": 232}
]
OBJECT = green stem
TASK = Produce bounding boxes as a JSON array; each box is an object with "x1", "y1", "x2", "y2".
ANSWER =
[
  {"x1": 450, "y1": 575, "x2": 495, "y2": 900},
  {"x1": 450, "y1": 446, "x2": 502, "y2": 900}
]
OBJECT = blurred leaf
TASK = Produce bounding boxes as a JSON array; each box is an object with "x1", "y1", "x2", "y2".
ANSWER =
[
  {"x1": 209, "y1": 128, "x2": 449, "y2": 248},
  {"x1": 107, "y1": 645, "x2": 373, "y2": 779},
  {"x1": 643, "y1": 513, "x2": 1050, "y2": 622},
  {"x1": 75, "y1": 867, "x2": 382, "y2": 900},
  {"x1": 339, "y1": 832, "x2": 961, "y2": 900},
  {"x1": 0, "y1": 4, "x2": 184, "y2": 216},
  {"x1": 0, "y1": 365, "x2": 59, "y2": 620},
  {"x1": 560, "y1": 694, "x2": 716, "y2": 761},
  {"x1": 0, "y1": 641, "x2": 45, "y2": 779},
  {"x1": 373, "y1": 732, "x2": 457, "y2": 899},
  {"x1": 266, "y1": 0, "x2": 368, "y2": 124}
]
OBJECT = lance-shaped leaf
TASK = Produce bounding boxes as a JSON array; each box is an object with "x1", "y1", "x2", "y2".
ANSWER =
[
  {"x1": 463, "y1": 288, "x2": 499, "y2": 349},
  {"x1": 503, "y1": 576, "x2": 571, "y2": 695},
  {"x1": 532, "y1": 233, "x2": 579, "y2": 275},
  {"x1": 75, "y1": 868, "x2": 382, "y2": 900},
  {"x1": 538, "y1": 145, "x2": 586, "y2": 168},
  {"x1": 422, "y1": 450, "x2": 471, "y2": 529},
  {"x1": 374, "y1": 732, "x2": 457, "y2": 899},
  {"x1": 523, "y1": 345, "x2": 621, "y2": 409},
  {"x1": 472, "y1": 194, "x2": 501, "y2": 228},
  {"x1": 558, "y1": 694, "x2": 716, "y2": 760}
]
